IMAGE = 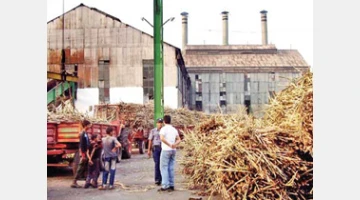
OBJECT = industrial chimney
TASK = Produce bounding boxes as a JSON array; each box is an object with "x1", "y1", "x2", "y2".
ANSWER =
[
  {"x1": 260, "y1": 10, "x2": 268, "y2": 45},
  {"x1": 181, "y1": 12, "x2": 189, "y2": 51},
  {"x1": 221, "y1": 11, "x2": 229, "y2": 45}
]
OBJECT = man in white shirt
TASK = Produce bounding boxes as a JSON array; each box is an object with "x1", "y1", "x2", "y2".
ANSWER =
[{"x1": 158, "y1": 115, "x2": 181, "y2": 192}]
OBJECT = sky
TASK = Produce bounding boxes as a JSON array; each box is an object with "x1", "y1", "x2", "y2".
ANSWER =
[{"x1": 47, "y1": 0, "x2": 313, "y2": 67}]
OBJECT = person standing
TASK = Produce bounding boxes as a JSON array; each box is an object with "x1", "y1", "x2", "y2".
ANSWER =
[
  {"x1": 98, "y1": 126, "x2": 121, "y2": 190},
  {"x1": 147, "y1": 118, "x2": 164, "y2": 185},
  {"x1": 158, "y1": 115, "x2": 181, "y2": 192},
  {"x1": 118, "y1": 121, "x2": 132, "y2": 159},
  {"x1": 116, "y1": 121, "x2": 125, "y2": 163},
  {"x1": 71, "y1": 119, "x2": 92, "y2": 188},
  {"x1": 84, "y1": 134, "x2": 102, "y2": 188}
]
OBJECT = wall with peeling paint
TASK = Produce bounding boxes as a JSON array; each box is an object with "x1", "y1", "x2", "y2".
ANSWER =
[{"x1": 47, "y1": 4, "x2": 189, "y2": 110}]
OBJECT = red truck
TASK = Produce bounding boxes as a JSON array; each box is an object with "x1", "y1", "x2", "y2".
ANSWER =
[
  {"x1": 47, "y1": 120, "x2": 132, "y2": 175},
  {"x1": 132, "y1": 127, "x2": 150, "y2": 154}
]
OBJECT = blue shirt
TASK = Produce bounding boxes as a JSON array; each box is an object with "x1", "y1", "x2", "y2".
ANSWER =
[{"x1": 148, "y1": 128, "x2": 162, "y2": 146}]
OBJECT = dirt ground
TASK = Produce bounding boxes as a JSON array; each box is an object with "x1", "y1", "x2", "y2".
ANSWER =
[{"x1": 47, "y1": 149, "x2": 220, "y2": 200}]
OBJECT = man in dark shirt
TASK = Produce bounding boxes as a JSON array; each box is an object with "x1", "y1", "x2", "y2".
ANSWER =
[
  {"x1": 118, "y1": 121, "x2": 132, "y2": 158},
  {"x1": 71, "y1": 119, "x2": 92, "y2": 188}
]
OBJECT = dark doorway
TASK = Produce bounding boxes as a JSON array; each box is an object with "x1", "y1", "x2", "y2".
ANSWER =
[
  {"x1": 195, "y1": 101, "x2": 203, "y2": 111},
  {"x1": 244, "y1": 100, "x2": 251, "y2": 114}
]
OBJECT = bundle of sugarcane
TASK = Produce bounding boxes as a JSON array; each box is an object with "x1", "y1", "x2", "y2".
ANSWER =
[
  {"x1": 94, "y1": 102, "x2": 210, "y2": 129},
  {"x1": 263, "y1": 72, "x2": 313, "y2": 156},
  {"x1": 47, "y1": 100, "x2": 110, "y2": 124},
  {"x1": 180, "y1": 72, "x2": 313, "y2": 200}
]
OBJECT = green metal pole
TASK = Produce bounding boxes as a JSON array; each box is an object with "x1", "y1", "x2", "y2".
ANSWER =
[{"x1": 153, "y1": 0, "x2": 164, "y2": 127}]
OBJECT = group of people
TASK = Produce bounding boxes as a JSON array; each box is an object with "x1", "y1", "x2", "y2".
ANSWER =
[
  {"x1": 70, "y1": 114, "x2": 181, "y2": 193},
  {"x1": 70, "y1": 119, "x2": 121, "y2": 190}
]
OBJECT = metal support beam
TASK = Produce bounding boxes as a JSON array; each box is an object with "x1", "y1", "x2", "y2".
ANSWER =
[
  {"x1": 47, "y1": 81, "x2": 77, "y2": 105},
  {"x1": 153, "y1": 0, "x2": 164, "y2": 127},
  {"x1": 47, "y1": 72, "x2": 78, "y2": 82}
]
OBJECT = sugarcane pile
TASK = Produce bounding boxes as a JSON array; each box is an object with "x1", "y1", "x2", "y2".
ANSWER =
[
  {"x1": 47, "y1": 100, "x2": 110, "y2": 124},
  {"x1": 94, "y1": 102, "x2": 210, "y2": 129},
  {"x1": 181, "y1": 72, "x2": 313, "y2": 200}
]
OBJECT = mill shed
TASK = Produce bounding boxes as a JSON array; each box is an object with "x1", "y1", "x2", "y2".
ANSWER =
[
  {"x1": 180, "y1": 11, "x2": 310, "y2": 116},
  {"x1": 47, "y1": 3, "x2": 190, "y2": 113}
]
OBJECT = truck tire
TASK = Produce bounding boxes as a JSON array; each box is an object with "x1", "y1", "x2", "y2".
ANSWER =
[{"x1": 122, "y1": 145, "x2": 131, "y2": 159}]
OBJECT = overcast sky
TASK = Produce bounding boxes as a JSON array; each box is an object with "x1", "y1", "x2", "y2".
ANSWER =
[{"x1": 47, "y1": 0, "x2": 313, "y2": 67}]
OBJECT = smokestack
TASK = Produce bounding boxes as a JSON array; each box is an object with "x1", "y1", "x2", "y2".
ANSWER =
[
  {"x1": 181, "y1": 12, "x2": 189, "y2": 51},
  {"x1": 260, "y1": 10, "x2": 268, "y2": 45},
  {"x1": 221, "y1": 11, "x2": 229, "y2": 45}
]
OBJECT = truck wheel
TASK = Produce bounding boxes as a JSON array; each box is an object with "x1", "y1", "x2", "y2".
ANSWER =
[
  {"x1": 122, "y1": 145, "x2": 131, "y2": 159},
  {"x1": 138, "y1": 140, "x2": 144, "y2": 154}
]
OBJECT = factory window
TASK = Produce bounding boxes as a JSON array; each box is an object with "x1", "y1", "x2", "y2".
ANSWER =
[
  {"x1": 98, "y1": 60, "x2": 110, "y2": 104},
  {"x1": 143, "y1": 60, "x2": 154, "y2": 100},
  {"x1": 244, "y1": 74, "x2": 251, "y2": 93},
  {"x1": 195, "y1": 74, "x2": 202, "y2": 93},
  {"x1": 220, "y1": 82, "x2": 226, "y2": 92}
]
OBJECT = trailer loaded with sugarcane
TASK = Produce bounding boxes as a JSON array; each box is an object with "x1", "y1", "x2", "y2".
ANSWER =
[
  {"x1": 47, "y1": 121, "x2": 121, "y2": 175},
  {"x1": 47, "y1": 101, "x2": 133, "y2": 176}
]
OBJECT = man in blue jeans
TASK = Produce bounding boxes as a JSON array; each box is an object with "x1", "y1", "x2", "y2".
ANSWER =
[
  {"x1": 158, "y1": 115, "x2": 181, "y2": 192},
  {"x1": 147, "y1": 118, "x2": 164, "y2": 185},
  {"x1": 98, "y1": 126, "x2": 121, "y2": 190}
]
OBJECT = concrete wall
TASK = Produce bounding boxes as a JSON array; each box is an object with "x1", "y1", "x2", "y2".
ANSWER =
[
  {"x1": 75, "y1": 86, "x2": 179, "y2": 113},
  {"x1": 109, "y1": 87, "x2": 144, "y2": 104},
  {"x1": 75, "y1": 88, "x2": 99, "y2": 115},
  {"x1": 164, "y1": 87, "x2": 179, "y2": 109}
]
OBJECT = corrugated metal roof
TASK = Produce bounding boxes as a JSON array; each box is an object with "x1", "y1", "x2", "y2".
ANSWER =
[
  {"x1": 183, "y1": 45, "x2": 309, "y2": 68},
  {"x1": 185, "y1": 45, "x2": 277, "y2": 51},
  {"x1": 47, "y1": 3, "x2": 180, "y2": 50},
  {"x1": 47, "y1": 3, "x2": 121, "y2": 24}
]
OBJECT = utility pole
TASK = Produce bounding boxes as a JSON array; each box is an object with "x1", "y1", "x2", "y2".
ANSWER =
[
  {"x1": 143, "y1": 1, "x2": 173, "y2": 127},
  {"x1": 153, "y1": 0, "x2": 163, "y2": 127}
]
